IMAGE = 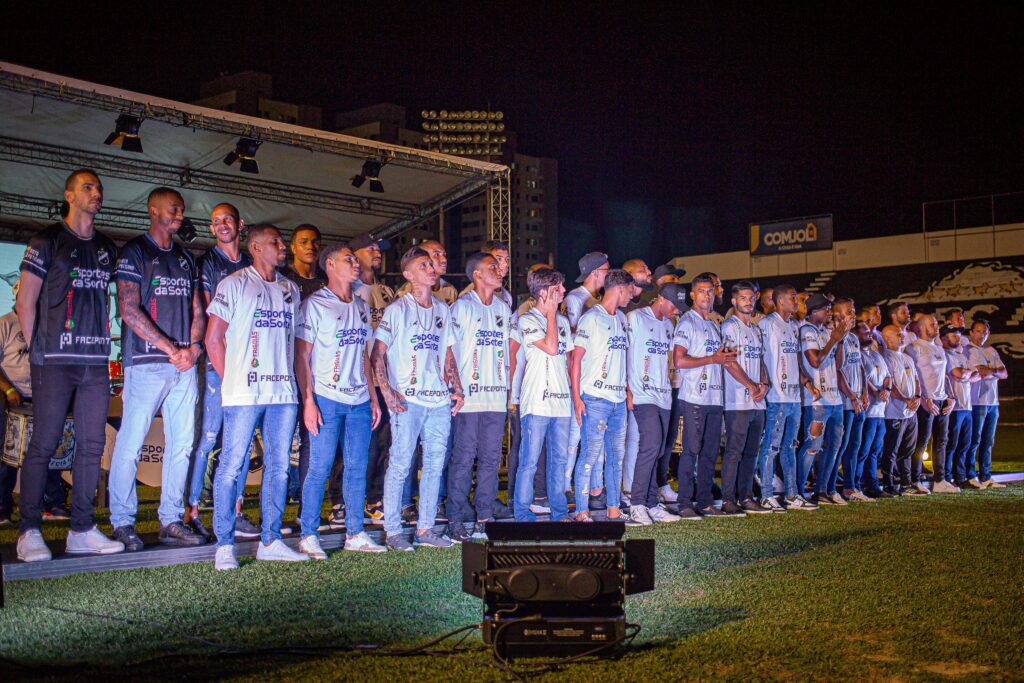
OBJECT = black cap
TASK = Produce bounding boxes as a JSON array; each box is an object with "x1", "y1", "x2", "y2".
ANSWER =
[
  {"x1": 658, "y1": 282, "x2": 689, "y2": 314},
  {"x1": 806, "y1": 292, "x2": 832, "y2": 313},
  {"x1": 575, "y1": 252, "x2": 609, "y2": 283},
  {"x1": 939, "y1": 324, "x2": 966, "y2": 337},
  {"x1": 349, "y1": 232, "x2": 391, "y2": 252},
  {"x1": 653, "y1": 264, "x2": 686, "y2": 282}
]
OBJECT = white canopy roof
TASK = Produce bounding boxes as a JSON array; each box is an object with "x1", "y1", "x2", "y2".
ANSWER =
[{"x1": 0, "y1": 61, "x2": 507, "y2": 245}]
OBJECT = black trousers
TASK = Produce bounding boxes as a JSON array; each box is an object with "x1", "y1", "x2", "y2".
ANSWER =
[
  {"x1": 881, "y1": 416, "x2": 917, "y2": 489},
  {"x1": 20, "y1": 364, "x2": 109, "y2": 533},
  {"x1": 661, "y1": 387, "x2": 682, "y2": 485},
  {"x1": 506, "y1": 406, "x2": 546, "y2": 501},
  {"x1": 630, "y1": 404, "x2": 670, "y2": 508},
  {"x1": 678, "y1": 400, "x2": 723, "y2": 510},
  {"x1": 446, "y1": 411, "x2": 506, "y2": 524},
  {"x1": 722, "y1": 409, "x2": 765, "y2": 504},
  {"x1": 914, "y1": 407, "x2": 950, "y2": 482},
  {"x1": 359, "y1": 386, "x2": 391, "y2": 504}
]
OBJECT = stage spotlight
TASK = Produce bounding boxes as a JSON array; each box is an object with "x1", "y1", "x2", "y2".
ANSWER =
[
  {"x1": 352, "y1": 159, "x2": 385, "y2": 193},
  {"x1": 462, "y1": 521, "x2": 654, "y2": 660},
  {"x1": 223, "y1": 137, "x2": 262, "y2": 174},
  {"x1": 103, "y1": 114, "x2": 144, "y2": 153}
]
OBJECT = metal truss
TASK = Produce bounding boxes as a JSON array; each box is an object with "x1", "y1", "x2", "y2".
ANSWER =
[{"x1": 487, "y1": 170, "x2": 512, "y2": 289}]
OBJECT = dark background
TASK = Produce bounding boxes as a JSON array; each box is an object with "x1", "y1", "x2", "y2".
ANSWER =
[{"x1": 3, "y1": 3, "x2": 1023, "y2": 269}]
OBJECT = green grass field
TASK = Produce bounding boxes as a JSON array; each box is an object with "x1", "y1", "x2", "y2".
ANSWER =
[{"x1": 2, "y1": 482, "x2": 1022, "y2": 681}]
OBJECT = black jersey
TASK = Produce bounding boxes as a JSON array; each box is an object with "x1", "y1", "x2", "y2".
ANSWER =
[
  {"x1": 199, "y1": 246, "x2": 252, "y2": 298},
  {"x1": 21, "y1": 222, "x2": 117, "y2": 366},
  {"x1": 116, "y1": 234, "x2": 198, "y2": 367},
  {"x1": 280, "y1": 265, "x2": 327, "y2": 301}
]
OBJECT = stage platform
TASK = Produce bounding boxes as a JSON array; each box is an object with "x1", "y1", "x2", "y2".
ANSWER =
[{"x1": 3, "y1": 471, "x2": 1021, "y2": 582}]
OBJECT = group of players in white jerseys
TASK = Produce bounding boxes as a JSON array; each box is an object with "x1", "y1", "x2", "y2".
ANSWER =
[{"x1": 11, "y1": 171, "x2": 1009, "y2": 567}]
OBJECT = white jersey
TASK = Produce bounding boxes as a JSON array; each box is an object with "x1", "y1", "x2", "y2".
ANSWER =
[
  {"x1": 574, "y1": 304, "x2": 628, "y2": 403},
  {"x1": 396, "y1": 277, "x2": 458, "y2": 306},
  {"x1": 903, "y1": 328, "x2": 919, "y2": 345},
  {"x1": 449, "y1": 290, "x2": 511, "y2": 413},
  {"x1": 799, "y1": 323, "x2": 842, "y2": 406},
  {"x1": 460, "y1": 282, "x2": 514, "y2": 309},
  {"x1": 883, "y1": 349, "x2": 918, "y2": 420},
  {"x1": 906, "y1": 338, "x2": 948, "y2": 402},
  {"x1": 296, "y1": 288, "x2": 372, "y2": 406},
  {"x1": 563, "y1": 285, "x2": 600, "y2": 330},
  {"x1": 207, "y1": 266, "x2": 300, "y2": 407},
  {"x1": 353, "y1": 279, "x2": 396, "y2": 330},
  {"x1": 839, "y1": 332, "x2": 864, "y2": 410},
  {"x1": 672, "y1": 310, "x2": 724, "y2": 406},
  {"x1": 374, "y1": 294, "x2": 453, "y2": 409},
  {"x1": 626, "y1": 307, "x2": 673, "y2": 409},
  {"x1": 721, "y1": 315, "x2": 765, "y2": 411},
  {"x1": 966, "y1": 343, "x2": 1003, "y2": 406},
  {"x1": 758, "y1": 312, "x2": 801, "y2": 404},
  {"x1": 518, "y1": 308, "x2": 574, "y2": 418},
  {"x1": 945, "y1": 346, "x2": 972, "y2": 411},
  {"x1": 861, "y1": 348, "x2": 891, "y2": 419}
]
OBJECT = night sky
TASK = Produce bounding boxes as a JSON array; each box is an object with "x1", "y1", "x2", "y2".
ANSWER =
[{"x1": 3, "y1": 3, "x2": 1023, "y2": 269}]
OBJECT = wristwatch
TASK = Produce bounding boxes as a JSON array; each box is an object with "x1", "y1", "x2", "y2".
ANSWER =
[{"x1": 191, "y1": 340, "x2": 204, "y2": 352}]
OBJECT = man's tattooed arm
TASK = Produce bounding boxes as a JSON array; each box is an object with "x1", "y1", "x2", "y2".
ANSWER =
[{"x1": 117, "y1": 280, "x2": 176, "y2": 355}]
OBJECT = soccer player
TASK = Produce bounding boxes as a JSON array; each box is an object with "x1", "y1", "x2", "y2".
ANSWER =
[
  {"x1": 206, "y1": 224, "x2": 307, "y2": 569},
  {"x1": 459, "y1": 240, "x2": 514, "y2": 307},
  {"x1": 445, "y1": 252, "x2": 510, "y2": 542},
  {"x1": 796, "y1": 293, "x2": 851, "y2": 506},
  {"x1": 372, "y1": 247, "x2": 462, "y2": 550},
  {"x1": 965, "y1": 319, "x2": 1007, "y2": 489},
  {"x1": 673, "y1": 273, "x2": 736, "y2": 519},
  {"x1": 396, "y1": 239, "x2": 458, "y2": 304},
  {"x1": 109, "y1": 187, "x2": 206, "y2": 550},
  {"x1": 294, "y1": 243, "x2": 384, "y2": 556},
  {"x1": 281, "y1": 224, "x2": 327, "y2": 299},
  {"x1": 626, "y1": 283, "x2": 687, "y2": 525},
  {"x1": 720, "y1": 281, "x2": 770, "y2": 516},
  {"x1": 880, "y1": 324, "x2": 922, "y2": 497},
  {"x1": 906, "y1": 314, "x2": 956, "y2": 492},
  {"x1": 889, "y1": 301, "x2": 917, "y2": 345},
  {"x1": 570, "y1": 269, "x2": 634, "y2": 521},
  {"x1": 514, "y1": 268, "x2": 574, "y2": 522},
  {"x1": 941, "y1": 325, "x2": 975, "y2": 489},
  {"x1": 857, "y1": 321, "x2": 892, "y2": 498},
  {"x1": 834, "y1": 297, "x2": 869, "y2": 501},
  {"x1": 16, "y1": 169, "x2": 123, "y2": 562}
]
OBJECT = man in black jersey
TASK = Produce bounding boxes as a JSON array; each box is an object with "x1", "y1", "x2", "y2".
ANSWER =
[
  {"x1": 15, "y1": 169, "x2": 124, "y2": 562},
  {"x1": 108, "y1": 187, "x2": 207, "y2": 550},
  {"x1": 281, "y1": 224, "x2": 328, "y2": 299},
  {"x1": 185, "y1": 203, "x2": 258, "y2": 540}
]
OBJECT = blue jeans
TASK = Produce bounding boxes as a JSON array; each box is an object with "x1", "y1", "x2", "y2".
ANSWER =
[
  {"x1": 969, "y1": 405, "x2": 998, "y2": 482},
  {"x1": 301, "y1": 397, "x2": 371, "y2": 538},
  {"x1": 758, "y1": 402, "x2": 800, "y2": 498},
  {"x1": 574, "y1": 395, "x2": 627, "y2": 512},
  {"x1": 514, "y1": 414, "x2": 570, "y2": 521},
  {"x1": 109, "y1": 364, "x2": 198, "y2": 528},
  {"x1": 622, "y1": 410, "x2": 639, "y2": 495},
  {"x1": 947, "y1": 410, "x2": 973, "y2": 483},
  {"x1": 188, "y1": 366, "x2": 243, "y2": 507},
  {"x1": 836, "y1": 409, "x2": 866, "y2": 491},
  {"x1": 384, "y1": 402, "x2": 451, "y2": 535},
  {"x1": 797, "y1": 404, "x2": 844, "y2": 495},
  {"x1": 214, "y1": 402, "x2": 298, "y2": 547},
  {"x1": 858, "y1": 417, "x2": 885, "y2": 491},
  {"x1": 565, "y1": 413, "x2": 604, "y2": 492}
]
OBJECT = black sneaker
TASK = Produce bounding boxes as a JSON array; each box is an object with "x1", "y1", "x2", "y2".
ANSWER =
[
  {"x1": 234, "y1": 512, "x2": 260, "y2": 539},
  {"x1": 43, "y1": 504, "x2": 71, "y2": 520},
  {"x1": 435, "y1": 503, "x2": 448, "y2": 523},
  {"x1": 386, "y1": 533, "x2": 414, "y2": 552},
  {"x1": 863, "y1": 487, "x2": 884, "y2": 499},
  {"x1": 187, "y1": 517, "x2": 214, "y2": 542},
  {"x1": 677, "y1": 507, "x2": 703, "y2": 521},
  {"x1": 719, "y1": 502, "x2": 747, "y2": 517},
  {"x1": 414, "y1": 529, "x2": 454, "y2": 548},
  {"x1": 740, "y1": 499, "x2": 772, "y2": 514},
  {"x1": 589, "y1": 490, "x2": 607, "y2": 511},
  {"x1": 699, "y1": 506, "x2": 728, "y2": 517},
  {"x1": 491, "y1": 501, "x2": 513, "y2": 519},
  {"x1": 159, "y1": 521, "x2": 207, "y2": 547},
  {"x1": 112, "y1": 525, "x2": 145, "y2": 552},
  {"x1": 327, "y1": 505, "x2": 346, "y2": 530},
  {"x1": 901, "y1": 485, "x2": 927, "y2": 497},
  {"x1": 401, "y1": 503, "x2": 418, "y2": 524},
  {"x1": 447, "y1": 523, "x2": 472, "y2": 544}
]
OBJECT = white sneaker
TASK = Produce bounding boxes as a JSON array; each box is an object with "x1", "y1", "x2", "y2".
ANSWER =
[
  {"x1": 932, "y1": 480, "x2": 959, "y2": 494},
  {"x1": 528, "y1": 502, "x2": 551, "y2": 514},
  {"x1": 628, "y1": 505, "x2": 653, "y2": 526},
  {"x1": 658, "y1": 484, "x2": 678, "y2": 503},
  {"x1": 986, "y1": 479, "x2": 1006, "y2": 489},
  {"x1": 16, "y1": 529, "x2": 52, "y2": 562},
  {"x1": 256, "y1": 539, "x2": 310, "y2": 562},
  {"x1": 966, "y1": 477, "x2": 983, "y2": 489},
  {"x1": 648, "y1": 505, "x2": 681, "y2": 523},
  {"x1": 215, "y1": 545, "x2": 238, "y2": 571},
  {"x1": 913, "y1": 482, "x2": 931, "y2": 495},
  {"x1": 299, "y1": 535, "x2": 328, "y2": 560},
  {"x1": 65, "y1": 526, "x2": 125, "y2": 555},
  {"x1": 344, "y1": 531, "x2": 388, "y2": 553}
]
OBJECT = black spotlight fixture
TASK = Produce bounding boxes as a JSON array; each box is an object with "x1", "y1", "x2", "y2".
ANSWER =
[
  {"x1": 352, "y1": 158, "x2": 386, "y2": 193},
  {"x1": 462, "y1": 521, "x2": 654, "y2": 661},
  {"x1": 103, "y1": 114, "x2": 144, "y2": 153},
  {"x1": 177, "y1": 217, "x2": 198, "y2": 243},
  {"x1": 223, "y1": 137, "x2": 262, "y2": 174}
]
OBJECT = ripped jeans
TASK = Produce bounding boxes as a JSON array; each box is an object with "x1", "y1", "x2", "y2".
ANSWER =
[
  {"x1": 796, "y1": 403, "x2": 845, "y2": 495},
  {"x1": 573, "y1": 394, "x2": 627, "y2": 513},
  {"x1": 758, "y1": 401, "x2": 801, "y2": 499}
]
